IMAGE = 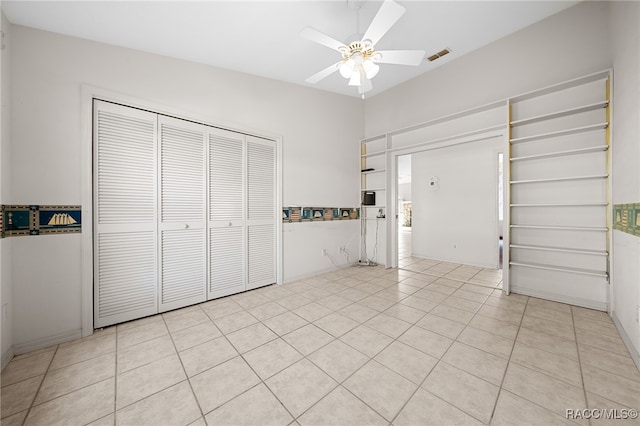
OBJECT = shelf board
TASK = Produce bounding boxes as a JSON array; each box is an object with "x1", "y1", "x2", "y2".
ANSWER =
[
  {"x1": 510, "y1": 202, "x2": 608, "y2": 207},
  {"x1": 510, "y1": 145, "x2": 608, "y2": 162},
  {"x1": 510, "y1": 244, "x2": 608, "y2": 256},
  {"x1": 361, "y1": 169, "x2": 386, "y2": 174},
  {"x1": 361, "y1": 152, "x2": 385, "y2": 158},
  {"x1": 510, "y1": 174, "x2": 608, "y2": 184},
  {"x1": 510, "y1": 70, "x2": 609, "y2": 103},
  {"x1": 510, "y1": 101, "x2": 609, "y2": 127},
  {"x1": 361, "y1": 188, "x2": 385, "y2": 193},
  {"x1": 509, "y1": 261, "x2": 608, "y2": 278},
  {"x1": 510, "y1": 224, "x2": 608, "y2": 232},
  {"x1": 510, "y1": 122, "x2": 608, "y2": 144}
]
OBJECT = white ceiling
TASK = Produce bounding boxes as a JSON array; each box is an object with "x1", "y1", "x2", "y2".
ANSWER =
[{"x1": 2, "y1": 0, "x2": 578, "y2": 98}]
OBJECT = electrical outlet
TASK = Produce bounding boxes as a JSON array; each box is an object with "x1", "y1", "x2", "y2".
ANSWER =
[{"x1": 322, "y1": 249, "x2": 327, "y2": 256}]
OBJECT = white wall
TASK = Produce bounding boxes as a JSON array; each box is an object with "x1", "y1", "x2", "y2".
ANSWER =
[
  {"x1": 9, "y1": 25, "x2": 363, "y2": 352},
  {"x1": 411, "y1": 137, "x2": 502, "y2": 268},
  {"x1": 610, "y1": 0, "x2": 640, "y2": 364},
  {"x1": 284, "y1": 221, "x2": 360, "y2": 281},
  {"x1": 365, "y1": 1, "x2": 611, "y2": 138},
  {"x1": 1, "y1": 11, "x2": 13, "y2": 369},
  {"x1": 365, "y1": 1, "x2": 611, "y2": 269},
  {"x1": 398, "y1": 182, "x2": 411, "y2": 202}
]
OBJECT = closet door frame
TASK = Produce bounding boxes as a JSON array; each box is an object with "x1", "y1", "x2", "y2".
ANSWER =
[{"x1": 81, "y1": 86, "x2": 283, "y2": 337}]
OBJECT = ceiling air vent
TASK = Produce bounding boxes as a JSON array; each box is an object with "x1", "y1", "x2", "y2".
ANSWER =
[{"x1": 427, "y1": 48, "x2": 451, "y2": 62}]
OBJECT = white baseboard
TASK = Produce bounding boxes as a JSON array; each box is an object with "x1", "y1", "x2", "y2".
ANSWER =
[
  {"x1": 510, "y1": 285, "x2": 608, "y2": 311},
  {"x1": 13, "y1": 329, "x2": 82, "y2": 355},
  {"x1": 611, "y1": 312, "x2": 640, "y2": 372},
  {"x1": 1, "y1": 346, "x2": 14, "y2": 372}
]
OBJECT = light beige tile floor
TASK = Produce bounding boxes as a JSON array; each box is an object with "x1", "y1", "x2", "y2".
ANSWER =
[{"x1": 2, "y1": 254, "x2": 639, "y2": 425}]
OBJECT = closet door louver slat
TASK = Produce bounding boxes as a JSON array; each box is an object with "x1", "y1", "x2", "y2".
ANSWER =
[
  {"x1": 159, "y1": 116, "x2": 207, "y2": 312},
  {"x1": 161, "y1": 229, "x2": 206, "y2": 306},
  {"x1": 209, "y1": 130, "x2": 246, "y2": 298},
  {"x1": 94, "y1": 101, "x2": 279, "y2": 327},
  {"x1": 247, "y1": 137, "x2": 276, "y2": 289},
  {"x1": 94, "y1": 101, "x2": 158, "y2": 328},
  {"x1": 209, "y1": 227, "x2": 245, "y2": 298},
  {"x1": 210, "y1": 132, "x2": 244, "y2": 221}
]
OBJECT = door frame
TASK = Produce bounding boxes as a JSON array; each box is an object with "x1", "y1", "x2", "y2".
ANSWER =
[
  {"x1": 386, "y1": 129, "x2": 509, "y2": 291},
  {"x1": 81, "y1": 86, "x2": 283, "y2": 337}
]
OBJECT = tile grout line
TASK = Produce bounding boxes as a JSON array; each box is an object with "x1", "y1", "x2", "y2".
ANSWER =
[
  {"x1": 386, "y1": 266, "x2": 503, "y2": 425},
  {"x1": 290, "y1": 306, "x2": 425, "y2": 424},
  {"x1": 11, "y1": 258, "x2": 637, "y2": 425},
  {"x1": 571, "y1": 305, "x2": 593, "y2": 426},
  {"x1": 253, "y1": 277, "x2": 425, "y2": 424},
  {"x1": 111, "y1": 324, "x2": 118, "y2": 426},
  {"x1": 207, "y1": 306, "x2": 300, "y2": 423},
  {"x1": 390, "y1": 291, "x2": 513, "y2": 424},
  {"x1": 19, "y1": 343, "x2": 60, "y2": 426},
  {"x1": 485, "y1": 294, "x2": 529, "y2": 426},
  {"x1": 166, "y1": 308, "x2": 217, "y2": 424}
]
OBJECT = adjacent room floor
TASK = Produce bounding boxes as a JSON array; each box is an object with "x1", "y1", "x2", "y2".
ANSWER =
[{"x1": 1, "y1": 259, "x2": 639, "y2": 425}]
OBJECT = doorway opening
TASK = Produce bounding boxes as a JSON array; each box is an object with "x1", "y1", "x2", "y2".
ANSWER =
[
  {"x1": 397, "y1": 154, "x2": 412, "y2": 263},
  {"x1": 498, "y1": 152, "x2": 504, "y2": 269}
]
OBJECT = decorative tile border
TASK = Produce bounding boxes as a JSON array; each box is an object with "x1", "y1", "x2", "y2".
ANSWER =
[
  {"x1": 1, "y1": 205, "x2": 81, "y2": 238},
  {"x1": 283, "y1": 207, "x2": 359, "y2": 223},
  {"x1": 613, "y1": 203, "x2": 640, "y2": 237}
]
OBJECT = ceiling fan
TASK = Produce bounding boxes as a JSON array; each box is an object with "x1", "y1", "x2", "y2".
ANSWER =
[{"x1": 302, "y1": 0, "x2": 425, "y2": 96}]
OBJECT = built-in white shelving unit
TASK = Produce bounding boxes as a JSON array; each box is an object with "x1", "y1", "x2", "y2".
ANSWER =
[
  {"x1": 358, "y1": 69, "x2": 612, "y2": 311},
  {"x1": 359, "y1": 136, "x2": 388, "y2": 263},
  {"x1": 507, "y1": 70, "x2": 611, "y2": 309},
  {"x1": 360, "y1": 135, "x2": 388, "y2": 210}
]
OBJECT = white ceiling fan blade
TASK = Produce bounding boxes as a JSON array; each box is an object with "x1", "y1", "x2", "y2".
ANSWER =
[
  {"x1": 300, "y1": 27, "x2": 347, "y2": 52},
  {"x1": 375, "y1": 50, "x2": 425, "y2": 66},
  {"x1": 362, "y1": 0, "x2": 406, "y2": 47},
  {"x1": 306, "y1": 62, "x2": 341, "y2": 84}
]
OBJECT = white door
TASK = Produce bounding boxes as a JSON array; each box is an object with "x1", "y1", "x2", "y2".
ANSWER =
[
  {"x1": 158, "y1": 116, "x2": 207, "y2": 312},
  {"x1": 94, "y1": 100, "x2": 158, "y2": 327},
  {"x1": 208, "y1": 129, "x2": 246, "y2": 298},
  {"x1": 246, "y1": 136, "x2": 277, "y2": 290}
]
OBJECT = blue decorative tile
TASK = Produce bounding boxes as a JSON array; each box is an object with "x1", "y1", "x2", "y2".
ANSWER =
[{"x1": 1, "y1": 204, "x2": 82, "y2": 237}]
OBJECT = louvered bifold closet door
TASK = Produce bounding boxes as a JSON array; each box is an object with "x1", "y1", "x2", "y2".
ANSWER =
[
  {"x1": 94, "y1": 100, "x2": 158, "y2": 328},
  {"x1": 159, "y1": 116, "x2": 207, "y2": 312},
  {"x1": 246, "y1": 136, "x2": 277, "y2": 290},
  {"x1": 208, "y1": 129, "x2": 246, "y2": 298}
]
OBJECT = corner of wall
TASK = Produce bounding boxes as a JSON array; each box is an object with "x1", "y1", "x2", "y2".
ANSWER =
[
  {"x1": 1, "y1": 10, "x2": 14, "y2": 370},
  {"x1": 608, "y1": 0, "x2": 640, "y2": 359}
]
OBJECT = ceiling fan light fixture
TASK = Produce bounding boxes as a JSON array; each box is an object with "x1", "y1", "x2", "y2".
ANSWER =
[
  {"x1": 339, "y1": 59, "x2": 355, "y2": 78},
  {"x1": 363, "y1": 59, "x2": 380, "y2": 79},
  {"x1": 301, "y1": 0, "x2": 423, "y2": 96},
  {"x1": 348, "y1": 71, "x2": 361, "y2": 86}
]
